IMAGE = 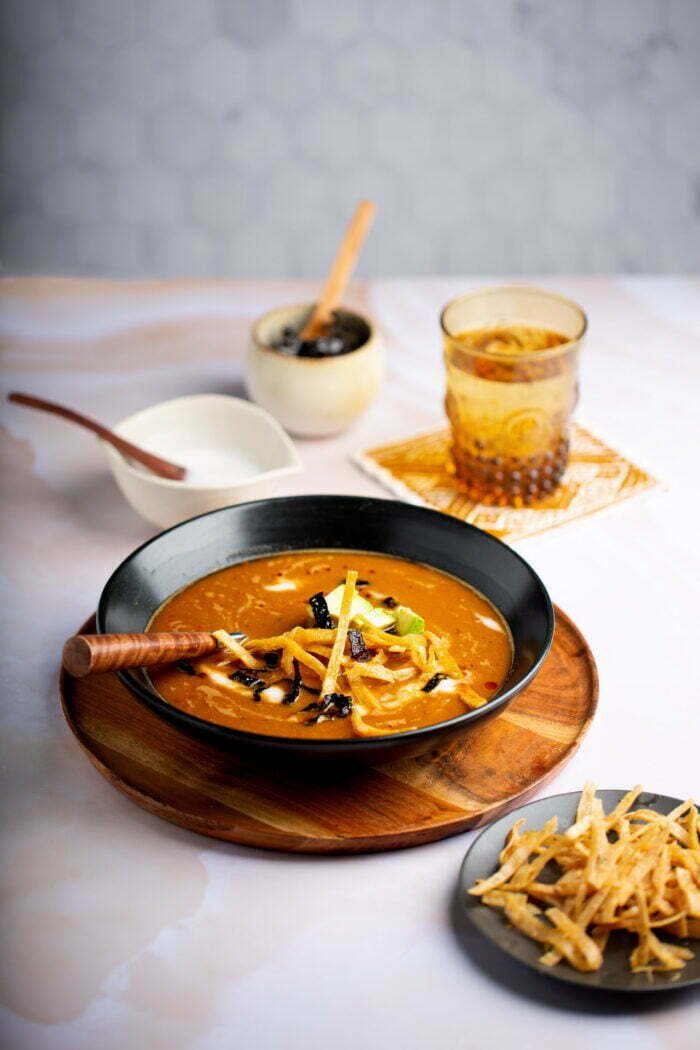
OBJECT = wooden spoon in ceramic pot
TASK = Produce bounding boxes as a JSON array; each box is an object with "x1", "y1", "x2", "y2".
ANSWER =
[{"x1": 299, "y1": 199, "x2": 376, "y2": 341}]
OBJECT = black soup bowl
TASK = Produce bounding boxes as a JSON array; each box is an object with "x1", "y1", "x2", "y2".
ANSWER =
[{"x1": 97, "y1": 495, "x2": 554, "y2": 763}]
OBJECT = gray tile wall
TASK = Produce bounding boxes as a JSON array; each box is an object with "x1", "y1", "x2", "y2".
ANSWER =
[{"x1": 1, "y1": 0, "x2": 698, "y2": 278}]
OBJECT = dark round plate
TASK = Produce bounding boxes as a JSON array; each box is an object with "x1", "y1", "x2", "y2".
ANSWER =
[
  {"x1": 96, "y1": 494, "x2": 554, "y2": 762},
  {"x1": 460, "y1": 789, "x2": 700, "y2": 992}
]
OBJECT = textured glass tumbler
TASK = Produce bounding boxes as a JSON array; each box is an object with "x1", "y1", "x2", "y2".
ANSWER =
[{"x1": 442, "y1": 287, "x2": 587, "y2": 507}]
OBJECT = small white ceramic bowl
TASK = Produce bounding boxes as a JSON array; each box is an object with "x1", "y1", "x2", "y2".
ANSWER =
[
  {"x1": 104, "y1": 394, "x2": 300, "y2": 529},
  {"x1": 245, "y1": 302, "x2": 384, "y2": 437}
]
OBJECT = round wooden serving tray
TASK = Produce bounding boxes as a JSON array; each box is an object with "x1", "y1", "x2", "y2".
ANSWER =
[{"x1": 61, "y1": 607, "x2": 597, "y2": 854}]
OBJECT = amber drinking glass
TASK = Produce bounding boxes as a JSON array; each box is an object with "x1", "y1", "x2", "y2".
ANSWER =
[{"x1": 441, "y1": 287, "x2": 587, "y2": 507}]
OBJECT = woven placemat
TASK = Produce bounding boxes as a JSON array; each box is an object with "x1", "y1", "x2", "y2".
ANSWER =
[{"x1": 355, "y1": 423, "x2": 659, "y2": 543}]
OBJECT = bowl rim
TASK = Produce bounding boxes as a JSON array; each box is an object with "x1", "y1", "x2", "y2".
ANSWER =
[
  {"x1": 104, "y1": 393, "x2": 301, "y2": 492},
  {"x1": 251, "y1": 301, "x2": 377, "y2": 365},
  {"x1": 96, "y1": 494, "x2": 555, "y2": 751}
]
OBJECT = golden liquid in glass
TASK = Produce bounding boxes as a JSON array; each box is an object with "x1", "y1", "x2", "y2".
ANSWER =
[{"x1": 444, "y1": 325, "x2": 577, "y2": 506}]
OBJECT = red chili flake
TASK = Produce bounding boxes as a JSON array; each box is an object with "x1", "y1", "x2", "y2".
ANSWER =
[{"x1": 484, "y1": 681, "x2": 499, "y2": 691}]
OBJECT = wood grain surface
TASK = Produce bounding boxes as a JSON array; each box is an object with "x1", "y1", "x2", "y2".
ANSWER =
[{"x1": 60, "y1": 607, "x2": 598, "y2": 854}]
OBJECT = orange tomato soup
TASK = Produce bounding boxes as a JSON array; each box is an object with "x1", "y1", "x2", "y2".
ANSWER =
[{"x1": 149, "y1": 550, "x2": 512, "y2": 739}]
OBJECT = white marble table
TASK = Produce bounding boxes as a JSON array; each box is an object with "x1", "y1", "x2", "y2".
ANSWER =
[{"x1": 1, "y1": 276, "x2": 699, "y2": 1049}]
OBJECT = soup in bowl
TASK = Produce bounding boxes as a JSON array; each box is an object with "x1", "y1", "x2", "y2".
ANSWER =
[
  {"x1": 148, "y1": 550, "x2": 514, "y2": 740},
  {"x1": 97, "y1": 496, "x2": 553, "y2": 762}
]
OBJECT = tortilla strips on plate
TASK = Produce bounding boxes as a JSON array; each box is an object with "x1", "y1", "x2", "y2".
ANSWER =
[{"x1": 468, "y1": 784, "x2": 699, "y2": 975}]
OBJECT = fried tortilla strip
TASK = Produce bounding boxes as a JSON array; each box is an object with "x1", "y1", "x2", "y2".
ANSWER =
[
  {"x1": 321, "y1": 570, "x2": 357, "y2": 697},
  {"x1": 468, "y1": 818, "x2": 558, "y2": 896},
  {"x1": 499, "y1": 819, "x2": 525, "y2": 864},
  {"x1": 282, "y1": 635, "x2": 326, "y2": 680},
  {"x1": 565, "y1": 814, "x2": 595, "y2": 841},
  {"x1": 676, "y1": 867, "x2": 700, "y2": 917},
  {"x1": 687, "y1": 804, "x2": 699, "y2": 850},
  {"x1": 362, "y1": 627, "x2": 414, "y2": 650},
  {"x1": 425, "y1": 631, "x2": 462, "y2": 677},
  {"x1": 576, "y1": 780, "x2": 597, "y2": 822},
  {"x1": 545, "y1": 907, "x2": 603, "y2": 971},
  {"x1": 212, "y1": 631, "x2": 265, "y2": 669},
  {"x1": 458, "y1": 683, "x2": 488, "y2": 709},
  {"x1": 630, "y1": 928, "x2": 693, "y2": 972},
  {"x1": 306, "y1": 644, "x2": 334, "y2": 659},
  {"x1": 348, "y1": 675, "x2": 388, "y2": 738},
  {"x1": 294, "y1": 628, "x2": 338, "y2": 644},
  {"x1": 573, "y1": 888, "x2": 610, "y2": 930},
  {"x1": 604, "y1": 784, "x2": 643, "y2": 828},
  {"x1": 346, "y1": 662, "x2": 396, "y2": 683},
  {"x1": 507, "y1": 838, "x2": 569, "y2": 889},
  {"x1": 502, "y1": 897, "x2": 590, "y2": 970}
]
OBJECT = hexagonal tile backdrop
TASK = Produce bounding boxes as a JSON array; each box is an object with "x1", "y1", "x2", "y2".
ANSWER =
[{"x1": 0, "y1": 0, "x2": 698, "y2": 277}]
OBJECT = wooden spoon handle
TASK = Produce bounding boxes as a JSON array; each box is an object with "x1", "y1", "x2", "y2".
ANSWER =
[
  {"x1": 62, "y1": 632, "x2": 218, "y2": 677},
  {"x1": 300, "y1": 200, "x2": 376, "y2": 340},
  {"x1": 8, "y1": 392, "x2": 187, "y2": 481}
]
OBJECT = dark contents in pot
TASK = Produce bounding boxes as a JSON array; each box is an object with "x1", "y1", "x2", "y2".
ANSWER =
[{"x1": 273, "y1": 310, "x2": 370, "y2": 358}]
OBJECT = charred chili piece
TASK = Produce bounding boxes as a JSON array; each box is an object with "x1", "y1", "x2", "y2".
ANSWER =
[
  {"x1": 229, "y1": 668, "x2": 269, "y2": 700},
  {"x1": 382, "y1": 596, "x2": 398, "y2": 608},
  {"x1": 173, "y1": 660, "x2": 201, "y2": 676},
  {"x1": 324, "y1": 693, "x2": 352, "y2": 717},
  {"x1": 251, "y1": 683, "x2": 269, "y2": 702},
  {"x1": 304, "y1": 692, "x2": 352, "y2": 724},
  {"x1": 229, "y1": 669, "x2": 262, "y2": 687},
  {"x1": 348, "y1": 628, "x2": 373, "y2": 662},
  {"x1": 309, "y1": 591, "x2": 334, "y2": 629},
  {"x1": 422, "y1": 673, "x2": 448, "y2": 693},
  {"x1": 282, "y1": 660, "x2": 302, "y2": 705}
]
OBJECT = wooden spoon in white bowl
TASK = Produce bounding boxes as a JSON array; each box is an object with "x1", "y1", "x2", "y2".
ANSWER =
[{"x1": 8, "y1": 392, "x2": 187, "y2": 481}]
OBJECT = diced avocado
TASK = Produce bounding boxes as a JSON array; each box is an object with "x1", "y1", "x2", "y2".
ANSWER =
[
  {"x1": 325, "y1": 584, "x2": 373, "y2": 620},
  {"x1": 395, "y1": 605, "x2": 425, "y2": 635},
  {"x1": 357, "y1": 606, "x2": 397, "y2": 631},
  {"x1": 321, "y1": 584, "x2": 423, "y2": 634},
  {"x1": 323, "y1": 585, "x2": 398, "y2": 630}
]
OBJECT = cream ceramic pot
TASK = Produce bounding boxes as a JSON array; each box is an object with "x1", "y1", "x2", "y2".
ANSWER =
[{"x1": 246, "y1": 302, "x2": 383, "y2": 437}]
